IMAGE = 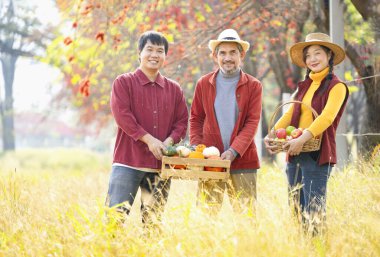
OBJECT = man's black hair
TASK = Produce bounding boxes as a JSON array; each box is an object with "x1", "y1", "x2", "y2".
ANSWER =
[{"x1": 138, "y1": 31, "x2": 169, "y2": 55}]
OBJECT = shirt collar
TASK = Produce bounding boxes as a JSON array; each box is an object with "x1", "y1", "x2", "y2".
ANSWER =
[
  {"x1": 135, "y1": 68, "x2": 165, "y2": 88},
  {"x1": 309, "y1": 67, "x2": 329, "y2": 83},
  {"x1": 209, "y1": 68, "x2": 247, "y2": 87}
]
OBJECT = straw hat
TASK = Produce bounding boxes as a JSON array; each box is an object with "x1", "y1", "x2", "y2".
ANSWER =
[
  {"x1": 289, "y1": 32, "x2": 345, "y2": 68},
  {"x1": 208, "y1": 29, "x2": 250, "y2": 53}
]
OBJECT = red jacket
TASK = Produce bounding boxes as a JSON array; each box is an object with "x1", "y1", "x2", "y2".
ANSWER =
[
  {"x1": 290, "y1": 74, "x2": 349, "y2": 165},
  {"x1": 190, "y1": 69, "x2": 262, "y2": 170}
]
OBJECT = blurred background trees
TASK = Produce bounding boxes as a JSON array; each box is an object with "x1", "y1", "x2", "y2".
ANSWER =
[{"x1": 0, "y1": 0, "x2": 51, "y2": 151}]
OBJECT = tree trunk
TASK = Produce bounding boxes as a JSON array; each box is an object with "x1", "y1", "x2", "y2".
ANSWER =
[
  {"x1": 0, "y1": 54, "x2": 17, "y2": 151},
  {"x1": 349, "y1": 0, "x2": 380, "y2": 155},
  {"x1": 365, "y1": 0, "x2": 380, "y2": 154}
]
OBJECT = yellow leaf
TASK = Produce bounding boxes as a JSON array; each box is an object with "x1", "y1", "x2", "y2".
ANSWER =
[
  {"x1": 191, "y1": 66, "x2": 200, "y2": 75},
  {"x1": 166, "y1": 34, "x2": 174, "y2": 43},
  {"x1": 71, "y1": 74, "x2": 81, "y2": 84},
  {"x1": 168, "y1": 22, "x2": 176, "y2": 30},
  {"x1": 348, "y1": 85, "x2": 359, "y2": 93},
  {"x1": 344, "y1": 71, "x2": 354, "y2": 81},
  {"x1": 195, "y1": 11, "x2": 205, "y2": 22},
  {"x1": 270, "y1": 20, "x2": 282, "y2": 27},
  {"x1": 93, "y1": 102, "x2": 99, "y2": 111},
  {"x1": 204, "y1": 3, "x2": 212, "y2": 13}
]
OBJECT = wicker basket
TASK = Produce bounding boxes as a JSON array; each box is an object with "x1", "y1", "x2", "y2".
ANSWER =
[{"x1": 268, "y1": 100, "x2": 322, "y2": 153}]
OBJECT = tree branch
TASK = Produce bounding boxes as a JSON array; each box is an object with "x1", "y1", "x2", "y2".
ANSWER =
[
  {"x1": 350, "y1": 0, "x2": 369, "y2": 20},
  {"x1": 0, "y1": 41, "x2": 34, "y2": 57}
]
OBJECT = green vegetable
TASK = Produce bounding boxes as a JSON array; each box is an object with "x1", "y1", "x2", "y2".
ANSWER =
[{"x1": 162, "y1": 145, "x2": 177, "y2": 156}]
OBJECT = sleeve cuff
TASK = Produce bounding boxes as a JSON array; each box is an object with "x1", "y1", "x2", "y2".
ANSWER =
[
  {"x1": 304, "y1": 128, "x2": 316, "y2": 138},
  {"x1": 132, "y1": 129, "x2": 148, "y2": 142},
  {"x1": 228, "y1": 147, "x2": 238, "y2": 157}
]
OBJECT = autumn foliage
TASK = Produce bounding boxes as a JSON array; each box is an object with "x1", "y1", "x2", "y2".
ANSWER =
[{"x1": 48, "y1": 0, "x2": 313, "y2": 127}]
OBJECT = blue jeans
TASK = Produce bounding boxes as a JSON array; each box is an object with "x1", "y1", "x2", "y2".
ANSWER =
[
  {"x1": 106, "y1": 165, "x2": 171, "y2": 223},
  {"x1": 286, "y1": 152, "x2": 331, "y2": 229}
]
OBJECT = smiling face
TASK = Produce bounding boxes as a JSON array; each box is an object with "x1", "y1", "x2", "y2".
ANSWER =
[
  {"x1": 304, "y1": 45, "x2": 332, "y2": 73},
  {"x1": 214, "y1": 42, "x2": 245, "y2": 74},
  {"x1": 139, "y1": 40, "x2": 166, "y2": 73}
]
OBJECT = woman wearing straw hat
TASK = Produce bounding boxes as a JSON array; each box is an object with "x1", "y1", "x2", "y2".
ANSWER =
[{"x1": 264, "y1": 32, "x2": 349, "y2": 234}]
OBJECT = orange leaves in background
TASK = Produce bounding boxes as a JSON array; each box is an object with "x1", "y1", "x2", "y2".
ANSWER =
[
  {"x1": 79, "y1": 79, "x2": 90, "y2": 97},
  {"x1": 95, "y1": 32, "x2": 105, "y2": 43},
  {"x1": 63, "y1": 37, "x2": 73, "y2": 46}
]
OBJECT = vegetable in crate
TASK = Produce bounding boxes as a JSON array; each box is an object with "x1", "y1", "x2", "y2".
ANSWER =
[
  {"x1": 176, "y1": 145, "x2": 191, "y2": 157},
  {"x1": 204, "y1": 156, "x2": 224, "y2": 172},
  {"x1": 202, "y1": 146, "x2": 220, "y2": 158},
  {"x1": 162, "y1": 145, "x2": 177, "y2": 156}
]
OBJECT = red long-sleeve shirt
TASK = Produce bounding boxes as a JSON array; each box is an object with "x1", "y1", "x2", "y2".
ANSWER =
[
  {"x1": 190, "y1": 69, "x2": 262, "y2": 170},
  {"x1": 110, "y1": 69, "x2": 188, "y2": 169}
]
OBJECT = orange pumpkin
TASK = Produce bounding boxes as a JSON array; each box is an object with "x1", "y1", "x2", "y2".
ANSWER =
[
  {"x1": 195, "y1": 144, "x2": 206, "y2": 153},
  {"x1": 188, "y1": 151, "x2": 205, "y2": 159},
  {"x1": 171, "y1": 154, "x2": 186, "y2": 169},
  {"x1": 204, "y1": 156, "x2": 224, "y2": 172},
  {"x1": 172, "y1": 164, "x2": 186, "y2": 169}
]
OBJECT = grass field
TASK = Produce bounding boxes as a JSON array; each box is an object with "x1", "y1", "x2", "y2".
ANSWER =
[{"x1": 0, "y1": 148, "x2": 379, "y2": 256}]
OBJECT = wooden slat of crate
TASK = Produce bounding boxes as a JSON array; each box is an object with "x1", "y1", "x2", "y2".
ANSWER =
[{"x1": 160, "y1": 156, "x2": 231, "y2": 181}]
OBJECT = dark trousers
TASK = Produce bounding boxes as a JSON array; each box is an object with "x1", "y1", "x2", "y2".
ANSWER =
[
  {"x1": 106, "y1": 165, "x2": 171, "y2": 224},
  {"x1": 286, "y1": 152, "x2": 331, "y2": 234}
]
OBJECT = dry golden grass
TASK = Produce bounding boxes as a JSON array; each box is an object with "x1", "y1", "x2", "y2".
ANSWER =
[{"x1": 0, "y1": 148, "x2": 379, "y2": 257}]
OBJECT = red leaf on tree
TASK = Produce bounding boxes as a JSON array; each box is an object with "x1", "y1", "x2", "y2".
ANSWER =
[
  {"x1": 63, "y1": 37, "x2": 73, "y2": 45},
  {"x1": 286, "y1": 77, "x2": 295, "y2": 89},
  {"x1": 72, "y1": 22, "x2": 78, "y2": 28},
  {"x1": 79, "y1": 79, "x2": 90, "y2": 97},
  {"x1": 85, "y1": 4, "x2": 93, "y2": 10},
  {"x1": 288, "y1": 21, "x2": 296, "y2": 29},
  {"x1": 95, "y1": 32, "x2": 105, "y2": 43}
]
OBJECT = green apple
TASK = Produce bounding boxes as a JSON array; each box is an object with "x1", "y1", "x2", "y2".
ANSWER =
[{"x1": 286, "y1": 126, "x2": 296, "y2": 136}]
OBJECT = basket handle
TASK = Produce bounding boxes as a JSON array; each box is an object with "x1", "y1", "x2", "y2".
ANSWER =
[{"x1": 268, "y1": 100, "x2": 319, "y2": 135}]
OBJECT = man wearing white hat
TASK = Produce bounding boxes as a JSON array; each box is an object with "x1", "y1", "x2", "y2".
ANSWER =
[{"x1": 190, "y1": 29, "x2": 263, "y2": 212}]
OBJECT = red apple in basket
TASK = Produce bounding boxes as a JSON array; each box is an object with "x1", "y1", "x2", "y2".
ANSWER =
[
  {"x1": 291, "y1": 128, "x2": 303, "y2": 139},
  {"x1": 276, "y1": 128, "x2": 287, "y2": 139}
]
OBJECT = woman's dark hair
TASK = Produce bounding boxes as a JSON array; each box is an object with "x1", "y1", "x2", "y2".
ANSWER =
[
  {"x1": 138, "y1": 31, "x2": 169, "y2": 55},
  {"x1": 303, "y1": 45, "x2": 334, "y2": 94}
]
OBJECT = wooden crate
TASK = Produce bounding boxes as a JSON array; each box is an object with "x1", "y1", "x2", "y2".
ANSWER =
[{"x1": 160, "y1": 156, "x2": 231, "y2": 181}]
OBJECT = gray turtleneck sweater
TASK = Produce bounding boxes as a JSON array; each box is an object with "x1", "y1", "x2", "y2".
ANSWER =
[{"x1": 214, "y1": 69, "x2": 240, "y2": 152}]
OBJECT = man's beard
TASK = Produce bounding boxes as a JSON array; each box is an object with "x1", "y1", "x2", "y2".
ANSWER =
[{"x1": 222, "y1": 63, "x2": 239, "y2": 74}]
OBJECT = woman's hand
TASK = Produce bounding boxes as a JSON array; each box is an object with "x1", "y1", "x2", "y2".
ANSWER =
[
  {"x1": 283, "y1": 130, "x2": 313, "y2": 156},
  {"x1": 264, "y1": 129, "x2": 278, "y2": 155}
]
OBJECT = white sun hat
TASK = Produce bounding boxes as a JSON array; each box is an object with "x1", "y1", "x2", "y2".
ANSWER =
[{"x1": 208, "y1": 29, "x2": 250, "y2": 53}]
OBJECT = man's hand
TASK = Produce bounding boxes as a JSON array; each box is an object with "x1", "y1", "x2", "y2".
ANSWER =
[
  {"x1": 140, "y1": 134, "x2": 166, "y2": 160},
  {"x1": 163, "y1": 137, "x2": 174, "y2": 147},
  {"x1": 221, "y1": 149, "x2": 236, "y2": 161}
]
